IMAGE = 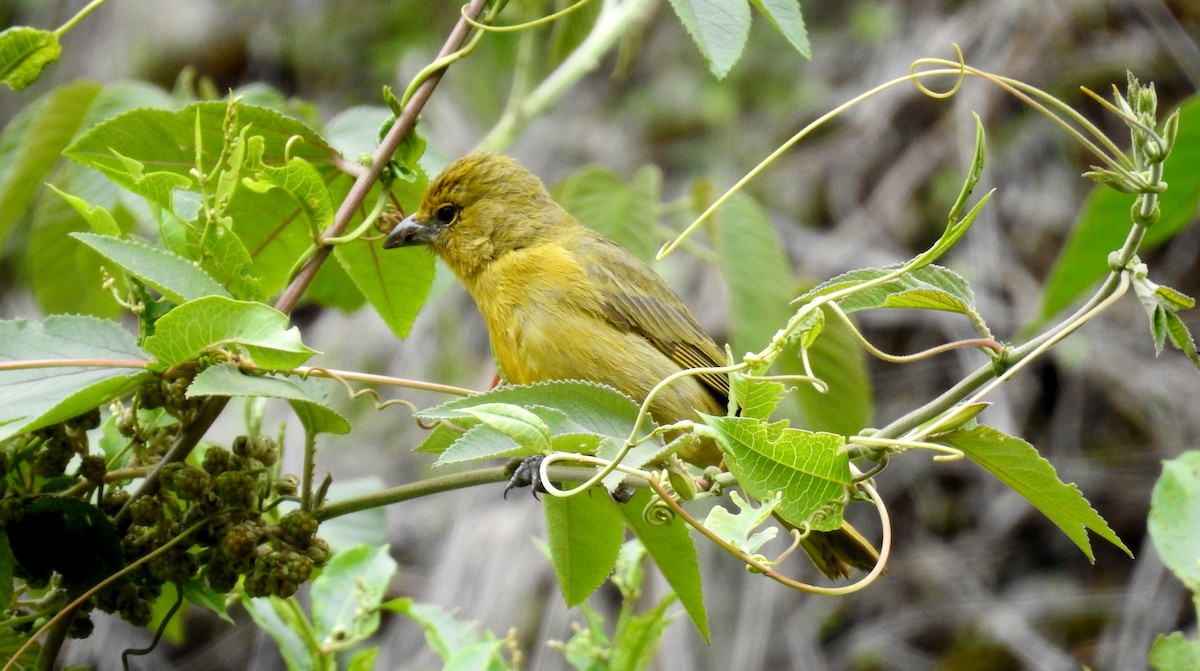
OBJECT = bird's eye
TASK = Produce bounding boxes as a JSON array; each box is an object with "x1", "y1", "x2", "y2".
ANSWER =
[{"x1": 435, "y1": 205, "x2": 458, "y2": 225}]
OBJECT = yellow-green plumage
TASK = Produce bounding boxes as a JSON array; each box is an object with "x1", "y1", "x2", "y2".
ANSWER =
[{"x1": 385, "y1": 151, "x2": 877, "y2": 578}]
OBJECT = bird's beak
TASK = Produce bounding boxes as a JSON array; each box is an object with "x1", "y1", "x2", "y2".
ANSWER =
[{"x1": 383, "y1": 213, "x2": 436, "y2": 249}]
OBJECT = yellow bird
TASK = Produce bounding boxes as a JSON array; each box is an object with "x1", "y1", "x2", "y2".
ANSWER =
[{"x1": 384, "y1": 151, "x2": 877, "y2": 579}]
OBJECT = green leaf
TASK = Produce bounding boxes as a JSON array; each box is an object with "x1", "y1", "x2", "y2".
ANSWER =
[
  {"x1": 71, "y1": 232, "x2": 231, "y2": 303},
  {"x1": 703, "y1": 490, "x2": 780, "y2": 555},
  {"x1": 27, "y1": 181, "x2": 124, "y2": 317},
  {"x1": 803, "y1": 264, "x2": 977, "y2": 314},
  {"x1": 1150, "y1": 632, "x2": 1200, "y2": 671},
  {"x1": 913, "y1": 115, "x2": 989, "y2": 269},
  {"x1": 609, "y1": 593, "x2": 675, "y2": 671},
  {"x1": 784, "y1": 304, "x2": 874, "y2": 435},
  {"x1": 311, "y1": 544, "x2": 398, "y2": 649},
  {"x1": 619, "y1": 490, "x2": 708, "y2": 642},
  {"x1": 242, "y1": 596, "x2": 322, "y2": 671},
  {"x1": 179, "y1": 578, "x2": 235, "y2": 625},
  {"x1": 554, "y1": 165, "x2": 661, "y2": 262},
  {"x1": 347, "y1": 648, "x2": 380, "y2": 671},
  {"x1": 1038, "y1": 93, "x2": 1200, "y2": 324},
  {"x1": 702, "y1": 415, "x2": 850, "y2": 531},
  {"x1": 334, "y1": 236, "x2": 435, "y2": 340},
  {"x1": 712, "y1": 194, "x2": 873, "y2": 432},
  {"x1": 712, "y1": 191, "x2": 793, "y2": 357},
  {"x1": 431, "y1": 404, "x2": 600, "y2": 466},
  {"x1": 186, "y1": 364, "x2": 350, "y2": 435},
  {"x1": 943, "y1": 425, "x2": 1131, "y2": 561},
  {"x1": 0, "y1": 620, "x2": 37, "y2": 670},
  {"x1": 48, "y1": 186, "x2": 121, "y2": 236},
  {"x1": 1148, "y1": 451, "x2": 1200, "y2": 592},
  {"x1": 65, "y1": 101, "x2": 338, "y2": 207},
  {"x1": 422, "y1": 382, "x2": 659, "y2": 488},
  {"x1": 729, "y1": 372, "x2": 785, "y2": 421},
  {"x1": 325, "y1": 106, "x2": 392, "y2": 160},
  {"x1": 0, "y1": 316, "x2": 150, "y2": 441},
  {"x1": 0, "y1": 81, "x2": 101, "y2": 250},
  {"x1": 544, "y1": 489, "x2": 625, "y2": 606},
  {"x1": 458, "y1": 403, "x2": 553, "y2": 453},
  {"x1": 749, "y1": 0, "x2": 809, "y2": 58},
  {"x1": 242, "y1": 138, "x2": 335, "y2": 236},
  {"x1": 0, "y1": 26, "x2": 60, "y2": 91},
  {"x1": 1163, "y1": 310, "x2": 1200, "y2": 369},
  {"x1": 382, "y1": 597, "x2": 503, "y2": 664},
  {"x1": 665, "y1": 0, "x2": 750, "y2": 79},
  {"x1": 143, "y1": 296, "x2": 318, "y2": 370},
  {"x1": 419, "y1": 381, "x2": 644, "y2": 442}
]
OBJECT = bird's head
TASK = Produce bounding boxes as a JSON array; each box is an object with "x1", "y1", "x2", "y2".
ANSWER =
[{"x1": 383, "y1": 152, "x2": 571, "y2": 279}]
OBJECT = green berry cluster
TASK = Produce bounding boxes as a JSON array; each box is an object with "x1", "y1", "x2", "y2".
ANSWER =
[
  {"x1": 120, "y1": 439, "x2": 328, "y2": 602},
  {"x1": 22, "y1": 408, "x2": 101, "y2": 479},
  {"x1": 1, "y1": 390, "x2": 329, "y2": 642}
]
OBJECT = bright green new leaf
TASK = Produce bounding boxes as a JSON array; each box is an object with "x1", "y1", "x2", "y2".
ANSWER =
[
  {"x1": 48, "y1": 186, "x2": 121, "y2": 236},
  {"x1": 944, "y1": 424, "x2": 1131, "y2": 561},
  {"x1": 749, "y1": 0, "x2": 809, "y2": 58},
  {"x1": 702, "y1": 415, "x2": 850, "y2": 531},
  {"x1": 704, "y1": 490, "x2": 780, "y2": 555},
  {"x1": 143, "y1": 295, "x2": 318, "y2": 370},
  {"x1": 420, "y1": 380, "x2": 644, "y2": 441},
  {"x1": 311, "y1": 544, "x2": 398, "y2": 650},
  {"x1": 554, "y1": 164, "x2": 661, "y2": 262},
  {"x1": 620, "y1": 490, "x2": 708, "y2": 642},
  {"x1": 459, "y1": 403, "x2": 553, "y2": 453},
  {"x1": 0, "y1": 26, "x2": 60, "y2": 91},
  {"x1": 1148, "y1": 451, "x2": 1200, "y2": 591},
  {"x1": 1038, "y1": 93, "x2": 1200, "y2": 324},
  {"x1": 71, "y1": 232, "x2": 231, "y2": 303},
  {"x1": 0, "y1": 316, "x2": 150, "y2": 441},
  {"x1": 544, "y1": 489, "x2": 625, "y2": 606},
  {"x1": 65, "y1": 101, "x2": 337, "y2": 208},
  {"x1": 186, "y1": 364, "x2": 349, "y2": 435},
  {"x1": 665, "y1": 0, "x2": 751, "y2": 79}
]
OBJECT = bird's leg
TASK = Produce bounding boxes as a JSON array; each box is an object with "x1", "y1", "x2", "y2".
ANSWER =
[{"x1": 504, "y1": 455, "x2": 547, "y2": 499}]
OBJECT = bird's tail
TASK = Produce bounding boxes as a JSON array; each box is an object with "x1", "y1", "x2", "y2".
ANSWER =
[{"x1": 792, "y1": 519, "x2": 881, "y2": 580}]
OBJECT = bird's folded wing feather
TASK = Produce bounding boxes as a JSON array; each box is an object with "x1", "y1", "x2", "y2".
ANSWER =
[{"x1": 576, "y1": 234, "x2": 731, "y2": 406}]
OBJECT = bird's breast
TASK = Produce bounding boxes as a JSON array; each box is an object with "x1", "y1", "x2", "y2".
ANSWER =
[{"x1": 467, "y1": 243, "x2": 605, "y2": 383}]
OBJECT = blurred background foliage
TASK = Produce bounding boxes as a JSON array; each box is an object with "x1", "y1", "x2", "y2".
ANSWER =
[{"x1": 2, "y1": 0, "x2": 1199, "y2": 669}]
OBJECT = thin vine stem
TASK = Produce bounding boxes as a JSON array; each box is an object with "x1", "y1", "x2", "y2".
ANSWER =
[
  {"x1": 54, "y1": 0, "x2": 108, "y2": 36},
  {"x1": 275, "y1": 0, "x2": 491, "y2": 314}
]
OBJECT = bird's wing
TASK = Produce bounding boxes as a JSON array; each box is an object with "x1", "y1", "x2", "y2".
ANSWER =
[{"x1": 576, "y1": 234, "x2": 731, "y2": 406}]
